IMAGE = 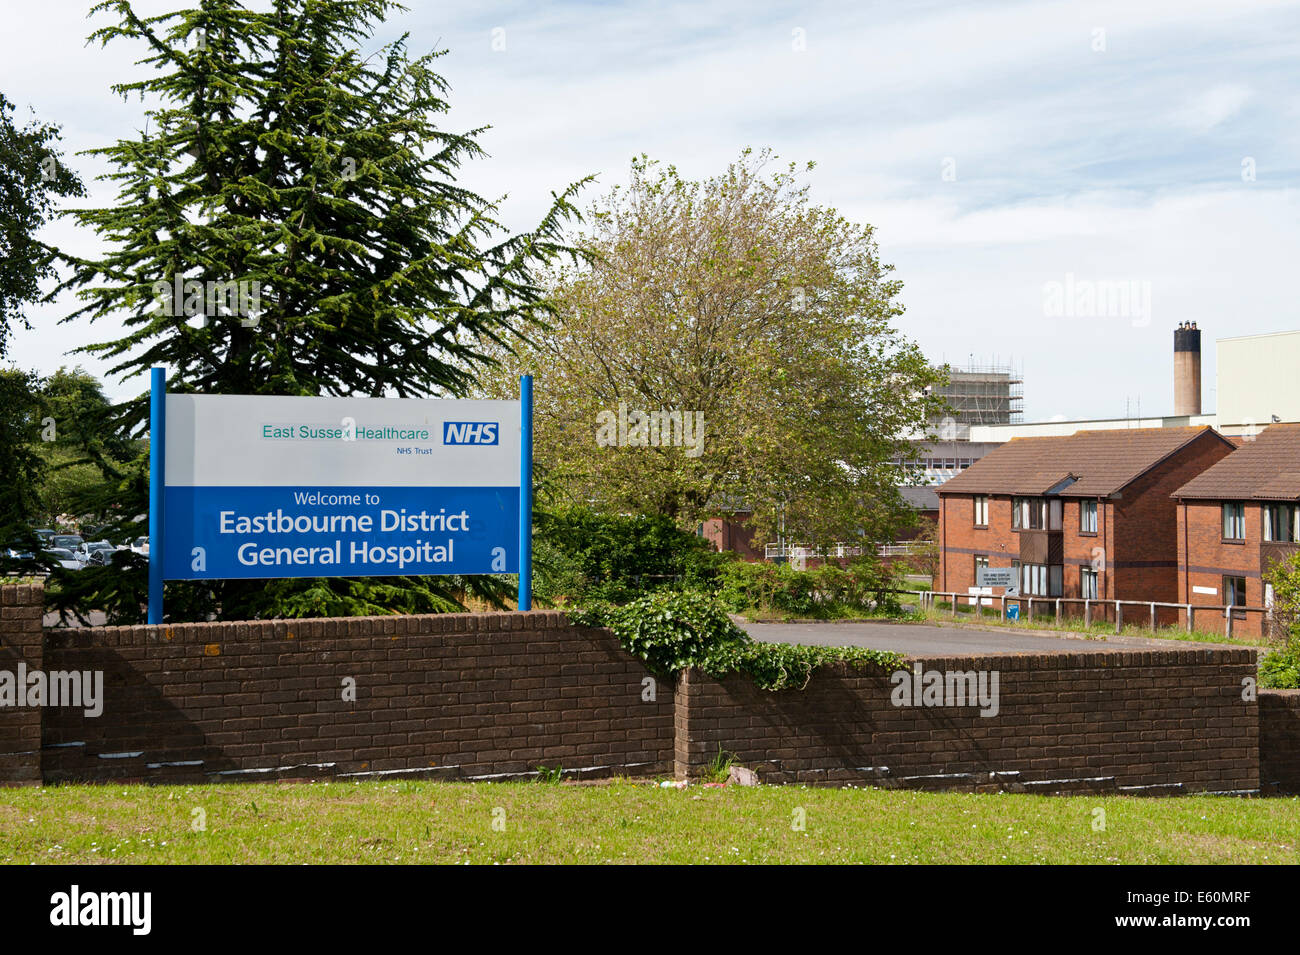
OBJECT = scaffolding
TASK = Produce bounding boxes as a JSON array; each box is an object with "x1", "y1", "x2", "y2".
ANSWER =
[{"x1": 930, "y1": 363, "x2": 1023, "y2": 426}]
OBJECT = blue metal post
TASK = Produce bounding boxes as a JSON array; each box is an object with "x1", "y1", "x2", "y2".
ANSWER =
[
  {"x1": 518, "y1": 374, "x2": 533, "y2": 611},
  {"x1": 148, "y1": 367, "x2": 166, "y2": 624}
]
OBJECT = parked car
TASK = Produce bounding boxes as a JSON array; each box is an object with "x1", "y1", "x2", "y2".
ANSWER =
[
  {"x1": 43, "y1": 548, "x2": 83, "y2": 571},
  {"x1": 5, "y1": 545, "x2": 36, "y2": 561},
  {"x1": 87, "y1": 548, "x2": 130, "y2": 567},
  {"x1": 51, "y1": 534, "x2": 84, "y2": 551},
  {"x1": 75, "y1": 541, "x2": 115, "y2": 564},
  {"x1": 129, "y1": 537, "x2": 149, "y2": 557},
  {"x1": 33, "y1": 528, "x2": 55, "y2": 545}
]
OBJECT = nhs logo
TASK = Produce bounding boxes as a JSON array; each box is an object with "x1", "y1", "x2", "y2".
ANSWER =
[{"x1": 443, "y1": 421, "x2": 499, "y2": 445}]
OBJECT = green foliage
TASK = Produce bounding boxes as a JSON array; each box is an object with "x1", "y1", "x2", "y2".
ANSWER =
[
  {"x1": 1259, "y1": 637, "x2": 1300, "y2": 689},
  {"x1": 533, "y1": 766, "x2": 564, "y2": 784},
  {"x1": 534, "y1": 507, "x2": 728, "y2": 605},
  {"x1": 476, "y1": 148, "x2": 946, "y2": 546},
  {"x1": 715, "y1": 557, "x2": 902, "y2": 618},
  {"x1": 0, "y1": 369, "x2": 46, "y2": 568},
  {"x1": 1264, "y1": 550, "x2": 1300, "y2": 642},
  {"x1": 571, "y1": 589, "x2": 903, "y2": 692},
  {"x1": 43, "y1": 0, "x2": 588, "y2": 623},
  {"x1": 705, "y1": 746, "x2": 735, "y2": 784},
  {"x1": 0, "y1": 92, "x2": 85, "y2": 359}
]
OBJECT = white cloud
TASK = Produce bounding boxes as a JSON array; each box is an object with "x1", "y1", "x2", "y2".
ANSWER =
[{"x1": 2, "y1": 0, "x2": 1298, "y2": 417}]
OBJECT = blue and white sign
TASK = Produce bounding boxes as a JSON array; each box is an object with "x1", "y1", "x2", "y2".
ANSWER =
[
  {"x1": 163, "y1": 393, "x2": 519, "y2": 581},
  {"x1": 148, "y1": 376, "x2": 534, "y2": 622}
]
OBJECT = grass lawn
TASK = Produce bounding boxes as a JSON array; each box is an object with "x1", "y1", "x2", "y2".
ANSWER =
[{"x1": 1, "y1": 781, "x2": 1296, "y2": 864}]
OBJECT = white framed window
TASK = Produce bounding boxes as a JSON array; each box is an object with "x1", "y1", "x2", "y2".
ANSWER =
[
  {"x1": 1080, "y1": 499, "x2": 1098, "y2": 534},
  {"x1": 1222, "y1": 503, "x2": 1245, "y2": 541},
  {"x1": 1081, "y1": 567, "x2": 1098, "y2": 600},
  {"x1": 1265, "y1": 504, "x2": 1295, "y2": 543},
  {"x1": 973, "y1": 495, "x2": 988, "y2": 526}
]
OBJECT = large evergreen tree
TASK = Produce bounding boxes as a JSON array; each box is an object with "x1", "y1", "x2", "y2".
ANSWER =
[{"x1": 54, "y1": 0, "x2": 587, "y2": 621}]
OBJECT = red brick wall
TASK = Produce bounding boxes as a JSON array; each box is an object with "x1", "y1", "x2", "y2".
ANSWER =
[
  {"x1": 1178, "y1": 500, "x2": 1272, "y2": 637},
  {"x1": 701, "y1": 516, "x2": 764, "y2": 562},
  {"x1": 1260, "y1": 690, "x2": 1300, "y2": 795},
  {"x1": 937, "y1": 494, "x2": 1015, "y2": 595},
  {"x1": 0, "y1": 585, "x2": 43, "y2": 785},
  {"x1": 36, "y1": 603, "x2": 673, "y2": 784},
  {"x1": 4, "y1": 584, "x2": 1292, "y2": 794},
  {"x1": 676, "y1": 650, "x2": 1260, "y2": 793}
]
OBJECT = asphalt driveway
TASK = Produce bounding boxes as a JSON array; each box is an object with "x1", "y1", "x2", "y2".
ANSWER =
[{"x1": 739, "y1": 620, "x2": 1250, "y2": 657}]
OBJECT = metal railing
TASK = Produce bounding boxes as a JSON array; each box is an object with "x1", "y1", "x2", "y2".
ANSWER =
[
  {"x1": 913, "y1": 590, "x2": 1275, "y2": 640},
  {"x1": 764, "y1": 542, "x2": 922, "y2": 560}
]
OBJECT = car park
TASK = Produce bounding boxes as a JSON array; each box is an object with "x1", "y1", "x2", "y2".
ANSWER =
[{"x1": 51, "y1": 534, "x2": 84, "y2": 551}]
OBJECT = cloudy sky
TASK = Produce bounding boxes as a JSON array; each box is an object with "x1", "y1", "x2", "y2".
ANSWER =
[{"x1": 2, "y1": 0, "x2": 1297, "y2": 419}]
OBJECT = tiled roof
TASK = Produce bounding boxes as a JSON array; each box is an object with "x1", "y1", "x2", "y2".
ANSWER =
[
  {"x1": 899, "y1": 486, "x2": 940, "y2": 510},
  {"x1": 937, "y1": 426, "x2": 1229, "y2": 498},
  {"x1": 1173, "y1": 423, "x2": 1300, "y2": 501}
]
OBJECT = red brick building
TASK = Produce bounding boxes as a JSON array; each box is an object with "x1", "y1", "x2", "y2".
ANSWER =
[
  {"x1": 936, "y1": 427, "x2": 1235, "y2": 615},
  {"x1": 1173, "y1": 423, "x2": 1300, "y2": 637}
]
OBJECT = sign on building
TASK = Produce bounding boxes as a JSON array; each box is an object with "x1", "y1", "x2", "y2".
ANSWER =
[
  {"x1": 148, "y1": 370, "x2": 533, "y2": 622},
  {"x1": 977, "y1": 566, "x2": 1017, "y2": 590}
]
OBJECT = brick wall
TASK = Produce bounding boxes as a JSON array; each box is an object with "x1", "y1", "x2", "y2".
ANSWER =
[
  {"x1": 1259, "y1": 690, "x2": 1300, "y2": 794},
  {"x1": 0, "y1": 585, "x2": 43, "y2": 784},
  {"x1": 27, "y1": 587, "x2": 673, "y2": 784},
  {"x1": 2, "y1": 583, "x2": 1292, "y2": 794},
  {"x1": 937, "y1": 494, "x2": 1016, "y2": 594},
  {"x1": 1178, "y1": 499, "x2": 1272, "y2": 637},
  {"x1": 675, "y1": 650, "x2": 1260, "y2": 794}
]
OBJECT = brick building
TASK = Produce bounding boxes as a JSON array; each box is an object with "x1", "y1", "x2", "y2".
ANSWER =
[
  {"x1": 1173, "y1": 422, "x2": 1300, "y2": 637},
  {"x1": 936, "y1": 427, "x2": 1235, "y2": 613}
]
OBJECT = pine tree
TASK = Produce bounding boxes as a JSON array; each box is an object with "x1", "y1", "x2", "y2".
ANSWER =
[{"x1": 53, "y1": 0, "x2": 587, "y2": 622}]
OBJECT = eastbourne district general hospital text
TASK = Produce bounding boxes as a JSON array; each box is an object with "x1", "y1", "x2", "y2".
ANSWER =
[{"x1": 218, "y1": 507, "x2": 471, "y2": 570}]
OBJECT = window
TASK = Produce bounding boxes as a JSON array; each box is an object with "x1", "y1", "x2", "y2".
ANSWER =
[
  {"x1": 1223, "y1": 575, "x2": 1247, "y2": 607},
  {"x1": 1081, "y1": 567, "x2": 1098, "y2": 600},
  {"x1": 1080, "y1": 499, "x2": 1098, "y2": 534},
  {"x1": 1222, "y1": 503, "x2": 1245, "y2": 541},
  {"x1": 1264, "y1": 504, "x2": 1295, "y2": 543},
  {"x1": 1012, "y1": 497, "x2": 1046, "y2": 530},
  {"x1": 974, "y1": 554, "x2": 989, "y2": 582},
  {"x1": 1019, "y1": 562, "x2": 1062, "y2": 597},
  {"x1": 973, "y1": 495, "x2": 988, "y2": 526}
]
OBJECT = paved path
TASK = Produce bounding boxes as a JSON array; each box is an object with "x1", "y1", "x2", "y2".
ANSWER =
[{"x1": 740, "y1": 620, "x2": 1248, "y2": 657}]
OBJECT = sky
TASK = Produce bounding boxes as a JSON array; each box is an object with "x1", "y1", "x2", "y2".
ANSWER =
[{"x1": 2, "y1": 0, "x2": 1298, "y2": 420}]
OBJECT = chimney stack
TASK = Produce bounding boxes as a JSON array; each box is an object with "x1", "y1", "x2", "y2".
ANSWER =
[{"x1": 1173, "y1": 322, "x2": 1202, "y2": 416}]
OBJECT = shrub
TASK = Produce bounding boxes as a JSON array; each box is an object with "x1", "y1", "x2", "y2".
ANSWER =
[
  {"x1": 571, "y1": 589, "x2": 902, "y2": 691},
  {"x1": 533, "y1": 507, "x2": 729, "y2": 605},
  {"x1": 1259, "y1": 637, "x2": 1300, "y2": 689},
  {"x1": 715, "y1": 556, "x2": 901, "y2": 618}
]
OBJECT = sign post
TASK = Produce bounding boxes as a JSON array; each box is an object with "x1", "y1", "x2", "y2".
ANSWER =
[
  {"x1": 518, "y1": 374, "x2": 533, "y2": 611},
  {"x1": 148, "y1": 367, "x2": 166, "y2": 624}
]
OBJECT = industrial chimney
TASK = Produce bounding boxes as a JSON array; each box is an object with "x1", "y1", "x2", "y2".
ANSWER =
[{"x1": 1173, "y1": 322, "x2": 1202, "y2": 416}]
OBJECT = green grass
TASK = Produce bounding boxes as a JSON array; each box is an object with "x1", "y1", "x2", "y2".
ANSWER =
[
  {"x1": 916, "y1": 604, "x2": 1268, "y2": 647},
  {"x1": 1, "y1": 781, "x2": 1295, "y2": 864}
]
